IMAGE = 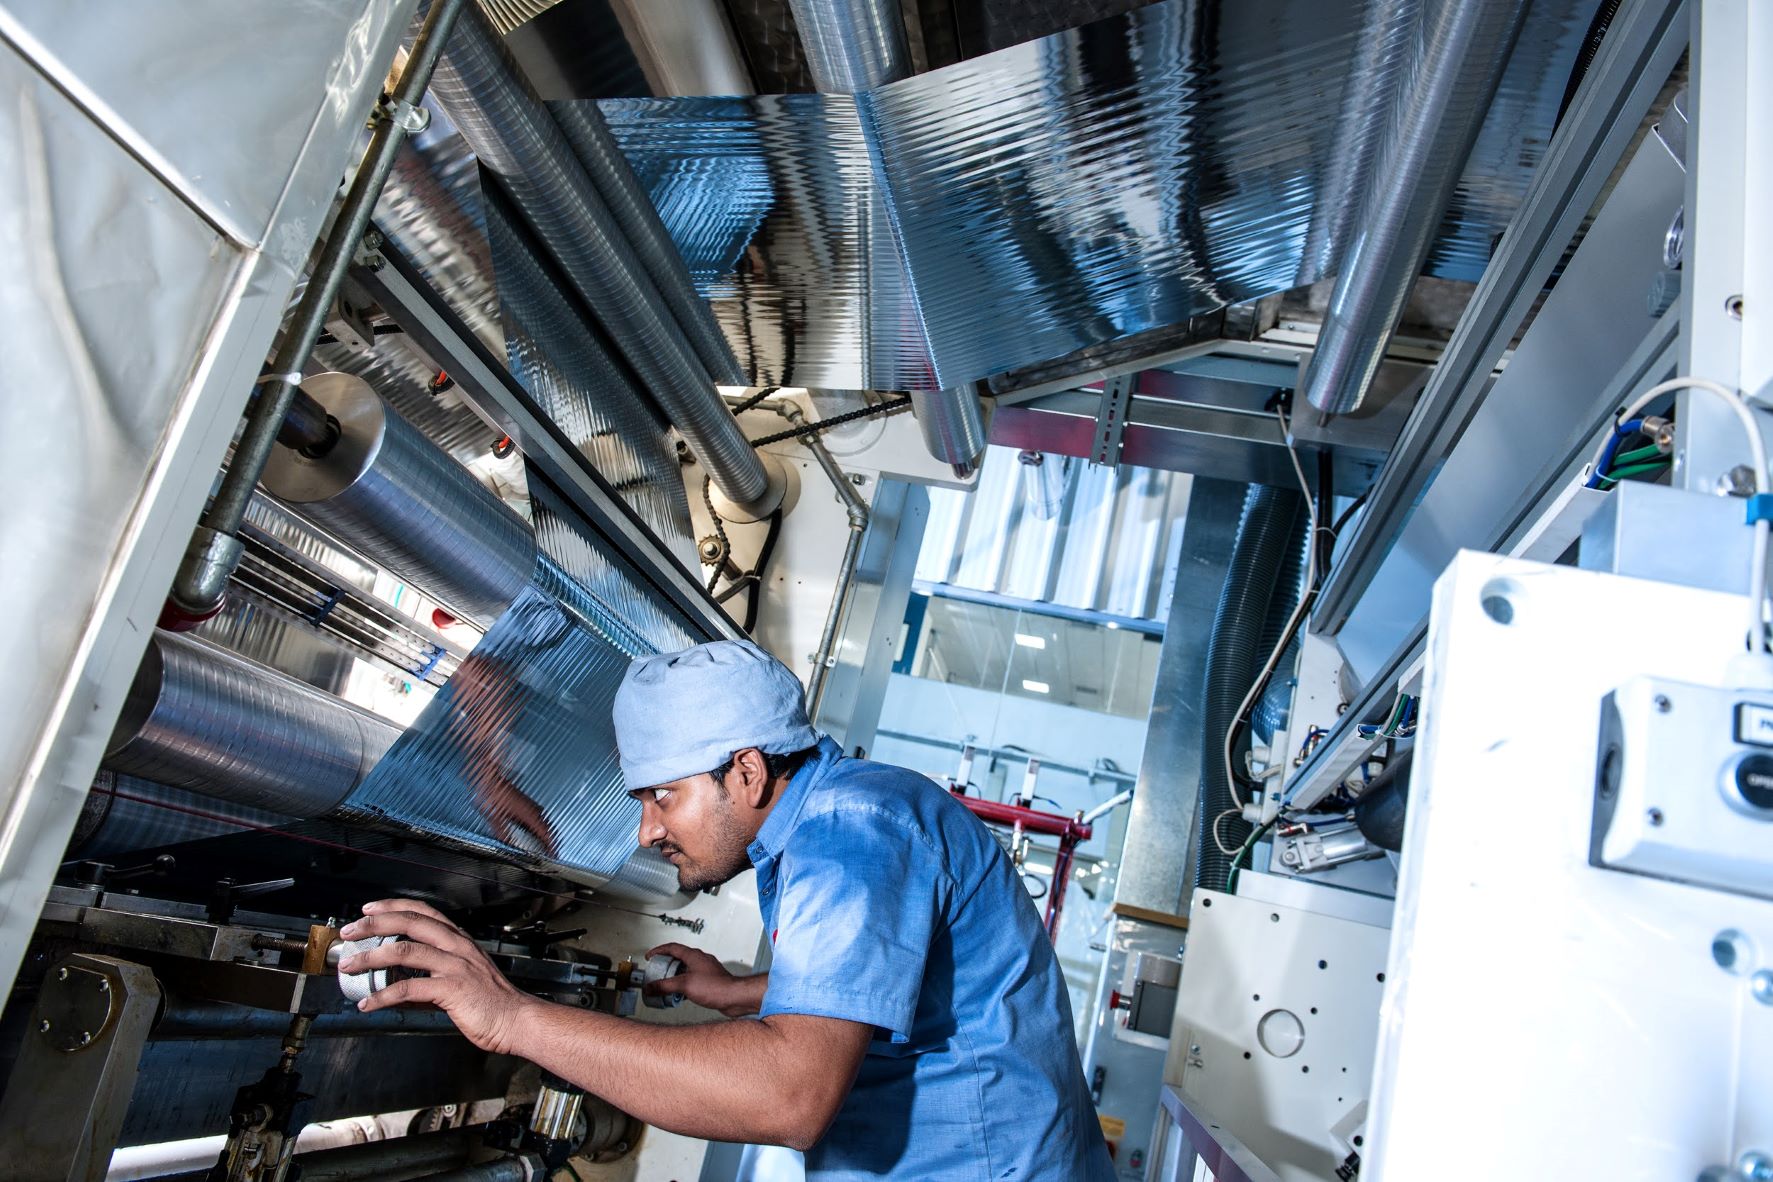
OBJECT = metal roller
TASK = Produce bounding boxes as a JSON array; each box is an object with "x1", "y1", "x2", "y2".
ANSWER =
[
  {"x1": 910, "y1": 387, "x2": 988, "y2": 475},
  {"x1": 261, "y1": 372, "x2": 537, "y2": 628},
  {"x1": 788, "y1": 0, "x2": 912, "y2": 93},
  {"x1": 104, "y1": 631, "x2": 399, "y2": 818}
]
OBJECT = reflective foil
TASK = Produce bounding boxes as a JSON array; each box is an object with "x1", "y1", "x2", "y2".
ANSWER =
[
  {"x1": 334, "y1": 479, "x2": 694, "y2": 885},
  {"x1": 600, "y1": 0, "x2": 1594, "y2": 389}
]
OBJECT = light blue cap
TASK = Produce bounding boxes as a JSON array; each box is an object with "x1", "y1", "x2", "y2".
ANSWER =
[{"x1": 613, "y1": 640, "x2": 819, "y2": 789}]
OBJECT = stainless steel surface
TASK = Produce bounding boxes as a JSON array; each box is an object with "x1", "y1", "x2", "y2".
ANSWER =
[
  {"x1": 788, "y1": 0, "x2": 911, "y2": 92},
  {"x1": 104, "y1": 632, "x2": 400, "y2": 819},
  {"x1": 0, "y1": 2, "x2": 415, "y2": 1002},
  {"x1": 1579, "y1": 482, "x2": 1753, "y2": 593},
  {"x1": 425, "y1": 1, "x2": 769, "y2": 507},
  {"x1": 262, "y1": 373, "x2": 538, "y2": 628},
  {"x1": 602, "y1": 0, "x2": 1595, "y2": 390},
  {"x1": 0, "y1": 955, "x2": 161, "y2": 1182},
  {"x1": 1114, "y1": 478, "x2": 1243, "y2": 914},
  {"x1": 1312, "y1": 0, "x2": 1690, "y2": 634},
  {"x1": 0, "y1": 0, "x2": 417, "y2": 267},
  {"x1": 910, "y1": 387, "x2": 988, "y2": 472},
  {"x1": 1155, "y1": 1085, "x2": 1285, "y2": 1182},
  {"x1": 529, "y1": 1082, "x2": 584, "y2": 1140},
  {"x1": 1332, "y1": 132, "x2": 1688, "y2": 680},
  {"x1": 352, "y1": 247, "x2": 738, "y2": 642},
  {"x1": 551, "y1": 101, "x2": 742, "y2": 384},
  {"x1": 1298, "y1": 0, "x2": 1530, "y2": 416},
  {"x1": 172, "y1": 0, "x2": 468, "y2": 617}
]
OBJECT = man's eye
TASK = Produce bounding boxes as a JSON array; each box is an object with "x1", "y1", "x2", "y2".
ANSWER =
[{"x1": 653, "y1": 789, "x2": 673, "y2": 805}]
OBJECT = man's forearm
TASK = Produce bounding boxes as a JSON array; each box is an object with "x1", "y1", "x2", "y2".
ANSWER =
[
  {"x1": 727, "y1": 971, "x2": 768, "y2": 1015},
  {"x1": 507, "y1": 993, "x2": 813, "y2": 1146}
]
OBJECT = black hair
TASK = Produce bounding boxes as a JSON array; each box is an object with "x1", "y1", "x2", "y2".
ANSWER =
[{"x1": 709, "y1": 746, "x2": 816, "y2": 787}]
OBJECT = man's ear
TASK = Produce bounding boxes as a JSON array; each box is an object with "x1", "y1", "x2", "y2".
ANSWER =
[{"x1": 732, "y1": 747, "x2": 773, "y2": 808}]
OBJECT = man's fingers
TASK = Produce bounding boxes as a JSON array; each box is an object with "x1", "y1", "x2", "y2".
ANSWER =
[
  {"x1": 360, "y1": 898, "x2": 453, "y2": 925},
  {"x1": 339, "y1": 938, "x2": 460, "y2": 978},
  {"x1": 643, "y1": 974, "x2": 689, "y2": 998},
  {"x1": 646, "y1": 941, "x2": 697, "y2": 961},
  {"x1": 340, "y1": 911, "x2": 476, "y2": 957},
  {"x1": 358, "y1": 975, "x2": 442, "y2": 1013}
]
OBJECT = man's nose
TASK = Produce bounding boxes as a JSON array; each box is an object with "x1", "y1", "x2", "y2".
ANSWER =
[{"x1": 637, "y1": 800, "x2": 667, "y2": 848}]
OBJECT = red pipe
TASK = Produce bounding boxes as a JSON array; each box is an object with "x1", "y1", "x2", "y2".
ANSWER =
[{"x1": 952, "y1": 794, "x2": 1092, "y2": 842}]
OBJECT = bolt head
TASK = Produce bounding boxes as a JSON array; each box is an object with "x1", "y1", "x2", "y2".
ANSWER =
[
  {"x1": 1737, "y1": 1150, "x2": 1773, "y2": 1180},
  {"x1": 55, "y1": 967, "x2": 68, "y2": 981},
  {"x1": 1654, "y1": 694, "x2": 1672, "y2": 713},
  {"x1": 1727, "y1": 294, "x2": 1746, "y2": 320},
  {"x1": 36, "y1": 1019, "x2": 50, "y2": 1033},
  {"x1": 78, "y1": 1031, "x2": 92, "y2": 1046},
  {"x1": 1752, "y1": 970, "x2": 1773, "y2": 1006},
  {"x1": 98, "y1": 978, "x2": 110, "y2": 993},
  {"x1": 1646, "y1": 807, "x2": 1665, "y2": 827}
]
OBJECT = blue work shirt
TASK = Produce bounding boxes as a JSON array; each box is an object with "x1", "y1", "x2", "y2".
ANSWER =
[{"x1": 749, "y1": 738, "x2": 1115, "y2": 1181}]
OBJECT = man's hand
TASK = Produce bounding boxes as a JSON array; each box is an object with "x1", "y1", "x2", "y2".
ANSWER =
[
  {"x1": 338, "y1": 899, "x2": 540, "y2": 1054},
  {"x1": 646, "y1": 943, "x2": 767, "y2": 1018}
]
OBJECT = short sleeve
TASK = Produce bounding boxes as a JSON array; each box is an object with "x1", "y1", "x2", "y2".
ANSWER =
[{"x1": 759, "y1": 806, "x2": 949, "y2": 1041}]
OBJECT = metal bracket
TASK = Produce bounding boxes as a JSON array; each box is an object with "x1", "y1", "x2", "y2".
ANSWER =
[{"x1": 1092, "y1": 373, "x2": 1137, "y2": 467}]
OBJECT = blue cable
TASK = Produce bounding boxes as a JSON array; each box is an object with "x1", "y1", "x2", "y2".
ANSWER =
[{"x1": 1586, "y1": 418, "x2": 1646, "y2": 489}]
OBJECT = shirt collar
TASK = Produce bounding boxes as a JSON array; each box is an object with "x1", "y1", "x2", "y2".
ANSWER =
[{"x1": 748, "y1": 736, "x2": 842, "y2": 865}]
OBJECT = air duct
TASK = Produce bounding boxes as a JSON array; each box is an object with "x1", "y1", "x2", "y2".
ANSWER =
[
  {"x1": 1299, "y1": 0, "x2": 1530, "y2": 416},
  {"x1": 786, "y1": 0, "x2": 912, "y2": 93},
  {"x1": 261, "y1": 373, "x2": 537, "y2": 629},
  {"x1": 423, "y1": 0, "x2": 771, "y2": 508}
]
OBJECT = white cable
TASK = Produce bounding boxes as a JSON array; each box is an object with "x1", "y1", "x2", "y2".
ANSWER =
[
  {"x1": 1222, "y1": 407, "x2": 1320, "y2": 813},
  {"x1": 1211, "y1": 808, "x2": 1244, "y2": 856},
  {"x1": 1079, "y1": 788, "x2": 1134, "y2": 826},
  {"x1": 1595, "y1": 377, "x2": 1768, "y2": 650}
]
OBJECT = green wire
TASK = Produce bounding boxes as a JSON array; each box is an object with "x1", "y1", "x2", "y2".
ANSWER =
[
  {"x1": 1599, "y1": 459, "x2": 1672, "y2": 486},
  {"x1": 1225, "y1": 815, "x2": 1280, "y2": 895},
  {"x1": 1612, "y1": 444, "x2": 1667, "y2": 468}
]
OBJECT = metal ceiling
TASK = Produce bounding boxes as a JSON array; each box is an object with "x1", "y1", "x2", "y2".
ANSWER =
[{"x1": 600, "y1": 0, "x2": 1599, "y2": 391}]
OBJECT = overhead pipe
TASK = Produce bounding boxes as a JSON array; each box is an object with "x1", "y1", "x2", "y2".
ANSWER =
[
  {"x1": 1299, "y1": 0, "x2": 1530, "y2": 417},
  {"x1": 550, "y1": 103, "x2": 743, "y2": 386},
  {"x1": 166, "y1": 0, "x2": 470, "y2": 625},
  {"x1": 422, "y1": 1, "x2": 772, "y2": 509},
  {"x1": 788, "y1": 0, "x2": 990, "y2": 471}
]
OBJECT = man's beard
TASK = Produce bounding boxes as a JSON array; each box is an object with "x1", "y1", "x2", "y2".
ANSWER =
[{"x1": 669, "y1": 787, "x2": 754, "y2": 892}]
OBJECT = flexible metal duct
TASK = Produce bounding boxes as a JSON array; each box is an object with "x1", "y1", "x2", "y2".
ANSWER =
[
  {"x1": 1251, "y1": 513, "x2": 1310, "y2": 745},
  {"x1": 423, "y1": 1, "x2": 770, "y2": 507},
  {"x1": 105, "y1": 632, "x2": 400, "y2": 818},
  {"x1": 261, "y1": 373, "x2": 537, "y2": 628},
  {"x1": 550, "y1": 102, "x2": 742, "y2": 387},
  {"x1": 598, "y1": 848, "x2": 692, "y2": 909},
  {"x1": 910, "y1": 387, "x2": 988, "y2": 474},
  {"x1": 787, "y1": 0, "x2": 911, "y2": 93},
  {"x1": 1300, "y1": 0, "x2": 1531, "y2": 416},
  {"x1": 1194, "y1": 485, "x2": 1306, "y2": 891}
]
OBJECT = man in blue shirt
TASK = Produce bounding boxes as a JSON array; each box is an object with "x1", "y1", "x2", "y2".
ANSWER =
[{"x1": 341, "y1": 640, "x2": 1114, "y2": 1180}]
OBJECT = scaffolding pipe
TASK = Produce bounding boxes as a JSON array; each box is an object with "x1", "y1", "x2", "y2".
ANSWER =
[{"x1": 167, "y1": 0, "x2": 469, "y2": 622}]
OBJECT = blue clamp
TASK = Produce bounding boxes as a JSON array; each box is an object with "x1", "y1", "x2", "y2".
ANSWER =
[
  {"x1": 309, "y1": 587, "x2": 344, "y2": 625},
  {"x1": 415, "y1": 643, "x2": 446, "y2": 681},
  {"x1": 1748, "y1": 494, "x2": 1773, "y2": 525}
]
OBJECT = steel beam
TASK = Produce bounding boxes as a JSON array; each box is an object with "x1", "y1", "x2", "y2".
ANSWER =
[
  {"x1": 353, "y1": 248, "x2": 740, "y2": 643},
  {"x1": 1311, "y1": 0, "x2": 1690, "y2": 634}
]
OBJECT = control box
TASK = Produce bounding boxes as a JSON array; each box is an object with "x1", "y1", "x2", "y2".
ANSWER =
[{"x1": 1592, "y1": 675, "x2": 1773, "y2": 900}]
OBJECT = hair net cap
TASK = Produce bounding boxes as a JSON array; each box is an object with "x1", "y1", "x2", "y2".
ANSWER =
[{"x1": 613, "y1": 640, "x2": 819, "y2": 789}]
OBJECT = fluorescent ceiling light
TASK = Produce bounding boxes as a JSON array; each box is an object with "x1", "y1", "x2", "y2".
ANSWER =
[
  {"x1": 1022, "y1": 679, "x2": 1050, "y2": 694},
  {"x1": 1014, "y1": 633, "x2": 1047, "y2": 649}
]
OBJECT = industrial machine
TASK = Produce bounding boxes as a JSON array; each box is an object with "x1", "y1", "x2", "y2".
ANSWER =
[{"x1": 0, "y1": 0, "x2": 1767, "y2": 1180}]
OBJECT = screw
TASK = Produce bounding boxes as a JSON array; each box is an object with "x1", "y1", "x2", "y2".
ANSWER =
[
  {"x1": 1654, "y1": 695, "x2": 1672, "y2": 713},
  {"x1": 78, "y1": 1031, "x2": 92, "y2": 1046},
  {"x1": 1727, "y1": 295, "x2": 1745, "y2": 320},
  {"x1": 1738, "y1": 1151, "x2": 1773, "y2": 1181},
  {"x1": 1189, "y1": 1043, "x2": 1202, "y2": 1054},
  {"x1": 1721, "y1": 465, "x2": 1758, "y2": 497},
  {"x1": 55, "y1": 967, "x2": 68, "y2": 982},
  {"x1": 1752, "y1": 970, "x2": 1773, "y2": 1006},
  {"x1": 98, "y1": 978, "x2": 109, "y2": 994},
  {"x1": 36, "y1": 1020, "x2": 50, "y2": 1033},
  {"x1": 1647, "y1": 807, "x2": 1665, "y2": 826},
  {"x1": 849, "y1": 473, "x2": 866, "y2": 485}
]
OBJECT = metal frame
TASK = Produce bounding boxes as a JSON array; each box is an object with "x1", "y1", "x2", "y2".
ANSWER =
[
  {"x1": 1312, "y1": 0, "x2": 1691, "y2": 634},
  {"x1": 1153, "y1": 1086, "x2": 1284, "y2": 1182},
  {"x1": 353, "y1": 248, "x2": 741, "y2": 644}
]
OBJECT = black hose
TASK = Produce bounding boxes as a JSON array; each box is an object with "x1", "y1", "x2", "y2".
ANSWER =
[
  {"x1": 1195, "y1": 485, "x2": 1306, "y2": 891},
  {"x1": 1250, "y1": 505, "x2": 1310, "y2": 746},
  {"x1": 1354, "y1": 746, "x2": 1414, "y2": 853},
  {"x1": 1554, "y1": 0, "x2": 1625, "y2": 131}
]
